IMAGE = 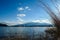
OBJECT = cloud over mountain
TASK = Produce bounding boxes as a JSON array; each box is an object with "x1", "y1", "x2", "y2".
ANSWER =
[{"x1": 32, "y1": 19, "x2": 52, "y2": 24}]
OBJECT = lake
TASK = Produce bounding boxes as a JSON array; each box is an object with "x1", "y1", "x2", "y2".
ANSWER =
[{"x1": 0, "y1": 27, "x2": 51, "y2": 37}]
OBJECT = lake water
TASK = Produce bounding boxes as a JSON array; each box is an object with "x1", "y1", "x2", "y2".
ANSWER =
[{"x1": 0, "y1": 27, "x2": 51, "y2": 37}]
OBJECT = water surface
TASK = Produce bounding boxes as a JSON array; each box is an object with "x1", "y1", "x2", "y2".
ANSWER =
[{"x1": 0, "y1": 27, "x2": 50, "y2": 37}]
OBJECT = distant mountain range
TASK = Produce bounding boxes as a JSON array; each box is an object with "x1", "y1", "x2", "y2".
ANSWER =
[
  {"x1": 11, "y1": 22, "x2": 53, "y2": 27},
  {"x1": 0, "y1": 22, "x2": 53, "y2": 27}
]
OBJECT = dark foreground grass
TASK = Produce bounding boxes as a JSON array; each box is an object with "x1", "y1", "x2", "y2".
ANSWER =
[{"x1": 0, "y1": 37, "x2": 45, "y2": 40}]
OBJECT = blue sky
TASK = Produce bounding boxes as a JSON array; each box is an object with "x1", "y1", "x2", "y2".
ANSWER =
[{"x1": 0, "y1": 0, "x2": 59, "y2": 24}]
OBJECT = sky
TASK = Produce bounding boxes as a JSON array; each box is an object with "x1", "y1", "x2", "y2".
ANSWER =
[{"x1": 0, "y1": 0, "x2": 59, "y2": 24}]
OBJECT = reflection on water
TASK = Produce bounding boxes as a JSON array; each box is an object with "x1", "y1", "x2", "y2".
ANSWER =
[{"x1": 0, "y1": 27, "x2": 51, "y2": 37}]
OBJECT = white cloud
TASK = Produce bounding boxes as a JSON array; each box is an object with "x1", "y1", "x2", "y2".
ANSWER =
[
  {"x1": 4, "y1": 19, "x2": 24, "y2": 25},
  {"x1": 28, "y1": 9, "x2": 31, "y2": 10},
  {"x1": 18, "y1": 6, "x2": 31, "y2": 11},
  {"x1": 4, "y1": 21, "x2": 19, "y2": 25},
  {"x1": 17, "y1": 14, "x2": 26, "y2": 17},
  {"x1": 32, "y1": 20, "x2": 41, "y2": 23},
  {"x1": 17, "y1": 17, "x2": 24, "y2": 21},
  {"x1": 18, "y1": 7, "x2": 24, "y2": 11},
  {"x1": 17, "y1": 17, "x2": 24, "y2": 24},
  {"x1": 16, "y1": 20, "x2": 24, "y2": 24},
  {"x1": 25, "y1": 6, "x2": 31, "y2": 10},
  {"x1": 25, "y1": 6, "x2": 29, "y2": 9},
  {"x1": 57, "y1": 3, "x2": 60, "y2": 11},
  {"x1": 17, "y1": 14, "x2": 26, "y2": 24},
  {"x1": 4, "y1": 17, "x2": 24, "y2": 25},
  {"x1": 41, "y1": 19, "x2": 51, "y2": 24},
  {"x1": 32, "y1": 19, "x2": 52, "y2": 24}
]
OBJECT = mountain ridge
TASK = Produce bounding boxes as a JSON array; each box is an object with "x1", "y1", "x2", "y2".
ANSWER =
[{"x1": 11, "y1": 22, "x2": 53, "y2": 27}]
